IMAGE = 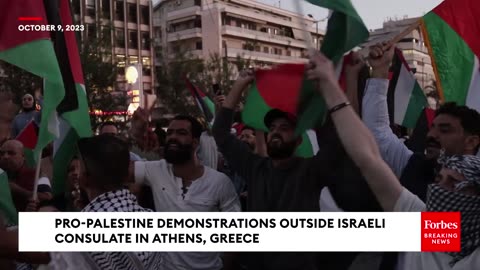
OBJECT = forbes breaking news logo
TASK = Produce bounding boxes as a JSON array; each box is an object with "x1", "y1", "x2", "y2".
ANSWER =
[{"x1": 421, "y1": 212, "x2": 461, "y2": 252}]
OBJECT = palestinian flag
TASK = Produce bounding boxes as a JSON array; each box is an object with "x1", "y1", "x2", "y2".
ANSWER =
[
  {"x1": 15, "y1": 120, "x2": 39, "y2": 168},
  {"x1": 421, "y1": 0, "x2": 480, "y2": 112},
  {"x1": 185, "y1": 78, "x2": 215, "y2": 124},
  {"x1": 0, "y1": 0, "x2": 65, "y2": 158},
  {"x1": 46, "y1": 0, "x2": 92, "y2": 195},
  {"x1": 241, "y1": 64, "x2": 320, "y2": 157},
  {"x1": 388, "y1": 49, "x2": 427, "y2": 128},
  {"x1": 0, "y1": 169, "x2": 17, "y2": 225},
  {"x1": 296, "y1": 0, "x2": 369, "y2": 135}
]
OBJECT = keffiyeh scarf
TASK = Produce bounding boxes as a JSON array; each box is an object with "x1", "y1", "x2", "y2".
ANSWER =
[
  {"x1": 437, "y1": 153, "x2": 480, "y2": 191},
  {"x1": 51, "y1": 189, "x2": 162, "y2": 270},
  {"x1": 427, "y1": 154, "x2": 480, "y2": 265}
]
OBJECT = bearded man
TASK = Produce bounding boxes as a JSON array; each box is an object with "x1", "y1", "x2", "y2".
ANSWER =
[{"x1": 129, "y1": 114, "x2": 240, "y2": 270}]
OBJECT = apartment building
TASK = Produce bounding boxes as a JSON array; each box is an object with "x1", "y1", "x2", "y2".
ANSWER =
[
  {"x1": 153, "y1": 0, "x2": 324, "y2": 67},
  {"x1": 71, "y1": 0, "x2": 156, "y2": 113},
  {"x1": 367, "y1": 17, "x2": 435, "y2": 90}
]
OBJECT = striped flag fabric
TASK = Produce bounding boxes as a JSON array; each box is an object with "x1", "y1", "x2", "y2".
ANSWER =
[
  {"x1": 421, "y1": 0, "x2": 480, "y2": 112},
  {"x1": 388, "y1": 49, "x2": 428, "y2": 128},
  {"x1": 15, "y1": 120, "x2": 39, "y2": 168},
  {"x1": 0, "y1": 0, "x2": 65, "y2": 159},
  {"x1": 296, "y1": 0, "x2": 369, "y2": 135},
  {"x1": 0, "y1": 169, "x2": 17, "y2": 225},
  {"x1": 45, "y1": 0, "x2": 92, "y2": 194},
  {"x1": 185, "y1": 78, "x2": 215, "y2": 124}
]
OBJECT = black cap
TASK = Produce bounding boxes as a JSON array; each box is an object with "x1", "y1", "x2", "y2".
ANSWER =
[{"x1": 264, "y1": 109, "x2": 297, "y2": 128}]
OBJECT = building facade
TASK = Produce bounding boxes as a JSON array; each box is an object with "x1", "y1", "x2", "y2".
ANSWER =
[
  {"x1": 72, "y1": 0, "x2": 156, "y2": 113},
  {"x1": 368, "y1": 17, "x2": 435, "y2": 91},
  {"x1": 153, "y1": 0, "x2": 324, "y2": 67}
]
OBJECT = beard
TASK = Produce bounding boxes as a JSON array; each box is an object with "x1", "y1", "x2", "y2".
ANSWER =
[
  {"x1": 164, "y1": 140, "x2": 193, "y2": 165},
  {"x1": 267, "y1": 135, "x2": 297, "y2": 159}
]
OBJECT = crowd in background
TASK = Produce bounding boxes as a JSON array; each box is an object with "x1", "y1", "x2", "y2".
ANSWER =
[{"x1": 0, "y1": 44, "x2": 479, "y2": 270}]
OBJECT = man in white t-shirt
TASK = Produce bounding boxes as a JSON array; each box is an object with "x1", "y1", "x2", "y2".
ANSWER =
[
  {"x1": 130, "y1": 113, "x2": 240, "y2": 270},
  {"x1": 307, "y1": 48, "x2": 480, "y2": 270}
]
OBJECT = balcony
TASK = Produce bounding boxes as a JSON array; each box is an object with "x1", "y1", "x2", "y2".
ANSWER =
[
  {"x1": 222, "y1": 25, "x2": 309, "y2": 49},
  {"x1": 226, "y1": 48, "x2": 307, "y2": 64},
  {"x1": 167, "y1": 28, "x2": 202, "y2": 42},
  {"x1": 167, "y1": 6, "x2": 202, "y2": 21}
]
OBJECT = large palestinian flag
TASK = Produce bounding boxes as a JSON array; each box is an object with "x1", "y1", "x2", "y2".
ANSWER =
[
  {"x1": 241, "y1": 64, "x2": 319, "y2": 157},
  {"x1": 45, "y1": 0, "x2": 92, "y2": 194},
  {"x1": 0, "y1": 0, "x2": 64, "y2": 158},
  {"x1": 421, "y1": 0, "x2": 480, "y2": 111}
]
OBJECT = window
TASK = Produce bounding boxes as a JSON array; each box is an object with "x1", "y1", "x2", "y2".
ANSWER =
[
  {"x1": 286, "y1": 50, "x2": 291, "y2": 57},
  {"x1": 115, "y1": 1, "x2": 124, "y2": 21},
  {"x1": 72, "y1": 0, "x2": 81, "y2": 14},
  {"x1": 87, "y1": 24, "x2": 96, "y2": 39},
  {"x1": 115, "y1": 29, "x2": 125, "y2": 47},
  {"x1": 195, "y1": 41, "x2": 202, "y2": 50},
  {"x1": 263, "y1": 47, "x2": 269, "y2": 53},
  {"x1": 129, "y1": 31, "x2": 138, "y2": 49},
  {"x1": 101, "y1": 0, "x2": 110, "y2": 19},
  {"x1": 142, "y1": 57, "x2": 151, "y2": 76},
  {"x1": 128, "y1": 3, "x2": 137, "y2": 23},
  {"x1": 116, "y1": 54, "x2": 126, "y2": 67},
  {"x1": 141, "y1": 32, "x2": 150, "y2": 50},
  {"x1": 128, "y1": 56, "x2": 139, "y2": 65},
  {"x1": 194, "y1": 0, "x2": 201, "y2": 6},
  {"x1": 140, "y1": 6, "x2": 149, "y2": 25},
  {"x1": 274, "y1": 48, "x2": 282, "y2": 55},
  {"x1": 86, "y1": 0, "x2": 96, "y2": 17},
  {"x1": 194, "y1": 17, "x2": 202, "y2": 28},
  {"x1": 255, "y1": 46, "x2": 260, "y2": 52}
]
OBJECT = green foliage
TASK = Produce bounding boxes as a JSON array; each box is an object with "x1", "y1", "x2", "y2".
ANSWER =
[
  {"x1": 155, "y1": 46, "x2": 251, "y2": 119},
  {"x1": 0, "y1": 61, "x2": 42, "y2": 106},
  {"x1": 78, "y1": 21, "x2": 126, "y2": 129}
]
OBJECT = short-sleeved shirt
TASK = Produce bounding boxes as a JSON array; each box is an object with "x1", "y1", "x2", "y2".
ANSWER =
[
  {"x1": 394, "y1": 188, "x2": 480, "y2": 270},
  {"x1": 134, "y1": 159, "x2": 240, "y2": 270}
]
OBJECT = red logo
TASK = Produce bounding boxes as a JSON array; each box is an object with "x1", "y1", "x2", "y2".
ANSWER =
[{"x1": 421, "y1": 212, "x2": 461, "y2": 252}]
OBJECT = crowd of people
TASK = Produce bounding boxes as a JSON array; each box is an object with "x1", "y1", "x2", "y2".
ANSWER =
[{"x1": 0, "y1": 44, "x2": 479, "y2": 270}]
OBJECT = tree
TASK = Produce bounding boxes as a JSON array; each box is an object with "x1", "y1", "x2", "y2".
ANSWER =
[
  {"x1": 0, "y1": 61, "x2": 42, "y2": 106},
  {"x1": 155, "y1": 46, "x2": 251, "y2": 120},
  {"x1": 78, "y1": 21, "x2": 126, "y2": 130}
]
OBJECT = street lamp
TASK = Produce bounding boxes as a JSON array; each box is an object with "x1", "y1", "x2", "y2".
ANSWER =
[{"x1": 307, "y1": 14, "x2": 328, "y2": 50}]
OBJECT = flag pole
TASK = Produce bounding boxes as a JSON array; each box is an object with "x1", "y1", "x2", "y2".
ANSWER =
[
  {"x1": 293, "y1": 0, "x2": 315, "y2": 50},
  {"x1": 32, "y1": 151, "x2": 43, "y2": 201},
  {"x1": 359, "y1": 20, "x2": 421, "y2": 56}
]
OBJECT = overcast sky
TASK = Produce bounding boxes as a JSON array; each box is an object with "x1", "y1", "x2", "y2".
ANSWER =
[
  {"x1": 153, "y1": 0, "x2": 444, "y2": 30},
  {"x1": 258, "y1": 0, "x2": 444, "y2": 29}
]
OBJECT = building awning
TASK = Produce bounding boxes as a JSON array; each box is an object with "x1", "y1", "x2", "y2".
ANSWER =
[
  {"x1": 225, "y1": 12, "x2": 266, "y2": 24},
  {"x1": 292, "y1": 28, "x2": 312, "y2": 41},
  {"x1": 168, "y1": 15, "x2": 196, "y2": 25}
]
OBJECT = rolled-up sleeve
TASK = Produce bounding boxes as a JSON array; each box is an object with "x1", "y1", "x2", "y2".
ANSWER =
[
  {"x1": 134, "y1": 161, "x2": 148, "y2": 186},
  {"x1": 362, "y1": 78, "x2": 413, "y2": 178}
]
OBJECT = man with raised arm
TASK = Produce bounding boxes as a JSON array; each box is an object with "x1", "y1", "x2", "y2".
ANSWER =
[
  {"x1": 362, "y1": 43, "x2": 480, "y2": 201},
  {"x1": 212, "y1": 69, "x2": 358, "y2": 269},
  {"x1": 308, "y1": 48, "x2": 480, "y2": 270}
]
